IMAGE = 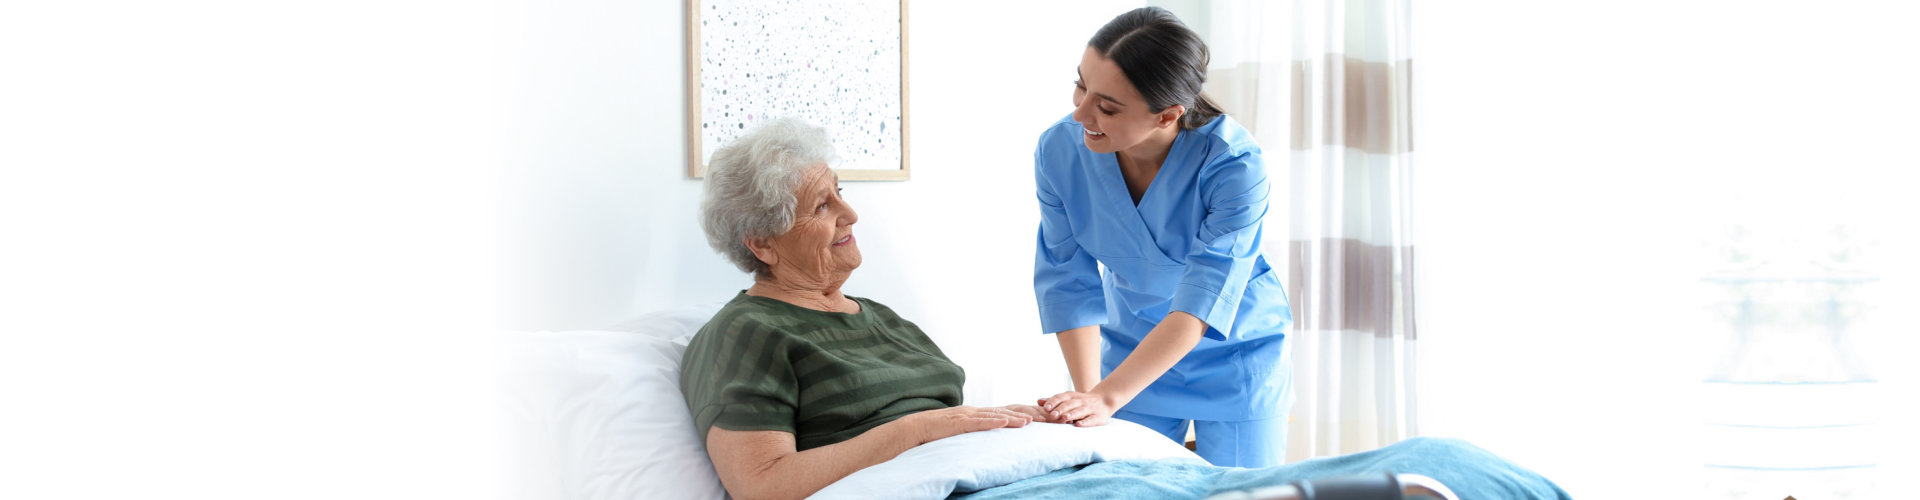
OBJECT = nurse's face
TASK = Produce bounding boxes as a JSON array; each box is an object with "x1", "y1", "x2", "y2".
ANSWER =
[
  {"x1": 759, "y1": 163, "x2": 861, "y2": 285},
  {"x1": 1071, "y1": 46, "x2": 1181, "y2": 155}
]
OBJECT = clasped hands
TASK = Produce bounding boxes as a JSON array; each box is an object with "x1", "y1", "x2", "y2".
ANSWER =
[
  {"x1": 984, "y1": 388, "x2": 1117, "y2": 427},
  {"x1": 965, "y1": 390, "x2": 1119, "y2": 428},
  {"x1": 906, "y1": 390, "x2": 1118, "y2": 446}
]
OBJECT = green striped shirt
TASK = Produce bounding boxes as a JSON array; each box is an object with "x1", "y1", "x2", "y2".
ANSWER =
[{"x1": 680, "y1": 292, "x2": 964, "y2": 451}]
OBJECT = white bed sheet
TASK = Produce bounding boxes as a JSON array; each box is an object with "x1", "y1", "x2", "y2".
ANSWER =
[{"x1": 811, "y1": 419, "x2": 1202, "y2": 499}]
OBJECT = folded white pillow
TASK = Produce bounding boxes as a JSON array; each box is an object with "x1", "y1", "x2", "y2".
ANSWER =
[
  {"x1": 504, "y1": 302, "x2": 727, "y2": 500},
  {"x1": 605, "y1": 302, "x2": 731, "y2": 341}
]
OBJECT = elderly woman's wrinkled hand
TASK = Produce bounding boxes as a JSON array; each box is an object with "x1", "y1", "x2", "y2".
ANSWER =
[{"x1": 902, "y1": 405, "x2": 1033, "y2": 445}]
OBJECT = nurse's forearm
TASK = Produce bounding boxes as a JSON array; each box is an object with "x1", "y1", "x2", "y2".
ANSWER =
[
  {"x1": 1055, "y1": 325, "x2": 1103, "y2": 392},
  {"x1": 1091, "y1": 311, "x2": 1206, "y2": 410}
]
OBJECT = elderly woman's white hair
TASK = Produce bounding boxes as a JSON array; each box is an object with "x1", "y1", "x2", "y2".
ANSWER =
[{"x1": 700, "y1": 117, "x2": 840, "y2": 278}]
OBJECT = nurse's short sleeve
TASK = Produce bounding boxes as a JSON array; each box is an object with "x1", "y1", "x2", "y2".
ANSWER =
[{"x1": 1169, "y1": 151, "x2": 1270, "y2": 341}]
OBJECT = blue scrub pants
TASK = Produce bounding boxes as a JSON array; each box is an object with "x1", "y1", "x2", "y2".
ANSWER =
[{"x1": 1115, "y1": 409, "x2": 1289, "y2": 468}]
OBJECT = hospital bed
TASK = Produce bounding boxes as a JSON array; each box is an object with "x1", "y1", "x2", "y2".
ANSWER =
[{"x1": 504, "y1": 301, "x2": 1556, "y2": 499}]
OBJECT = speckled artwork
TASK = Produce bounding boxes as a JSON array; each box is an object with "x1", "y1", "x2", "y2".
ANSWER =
[{"x1": 694, "y1": 0, "x2": 905, "y2": 177}]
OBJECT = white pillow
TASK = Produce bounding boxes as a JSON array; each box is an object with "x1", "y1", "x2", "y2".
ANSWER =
[
  {"x1": 811, "y1": 419, "x2": 1203, "y2": 499},
  {"x1": 604, "y1": 300, "x2": 729, "y2": 341},
  {"x1": 504, "y1": 302, "x2": 728, "y2": 500}
]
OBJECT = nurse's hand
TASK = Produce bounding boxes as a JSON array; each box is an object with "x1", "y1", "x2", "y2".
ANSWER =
[{"x1": 1038, "y1": 391, "x2": 1116, "y2": 427}]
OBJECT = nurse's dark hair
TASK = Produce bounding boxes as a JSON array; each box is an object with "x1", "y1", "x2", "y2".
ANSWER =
[{"x1": 1088, "y1": 6, "x2": 1224, "y2": 130}]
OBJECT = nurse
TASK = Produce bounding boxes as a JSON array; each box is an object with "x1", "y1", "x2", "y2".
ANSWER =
[{"x1": 1033, "y1": 7, "x2": 1294, "y2": 468}]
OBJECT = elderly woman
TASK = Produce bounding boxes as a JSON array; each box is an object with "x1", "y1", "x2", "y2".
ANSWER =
[{"x1": 680, "y1": 117, "x2": 1055, "y2": 500}]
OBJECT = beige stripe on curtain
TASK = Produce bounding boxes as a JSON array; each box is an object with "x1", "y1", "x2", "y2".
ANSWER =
[
  {"x1": 1288, "y1": 239, "x2": 1416, "y2": 338},
  {"x1": 1291, "y1": 57, "x2": 1414, "y2": 155}
]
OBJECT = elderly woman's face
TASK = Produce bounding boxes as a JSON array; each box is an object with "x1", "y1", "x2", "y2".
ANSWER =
[{"x1": 763, "y1": 163, "x2": 860, "y2": 282}]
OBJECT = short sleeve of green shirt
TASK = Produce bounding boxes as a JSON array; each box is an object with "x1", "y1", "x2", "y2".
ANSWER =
[{"x1": 679, "y1": 292, "x2": 964, "y2": 451}]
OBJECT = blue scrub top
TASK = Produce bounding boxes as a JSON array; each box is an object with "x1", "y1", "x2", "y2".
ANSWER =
[{"x1": 1032, "y1": 113, "x2": 1293, "y2": 421}]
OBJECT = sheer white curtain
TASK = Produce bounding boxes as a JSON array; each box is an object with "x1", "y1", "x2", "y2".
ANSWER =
[{"x1": 1180, "y1": 0, "x2": 1416, "y2": 462}]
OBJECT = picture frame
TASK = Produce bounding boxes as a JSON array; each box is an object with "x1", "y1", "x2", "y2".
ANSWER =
[{"x1": 685, "y1": 0, "x2": 910, "y2": 181}]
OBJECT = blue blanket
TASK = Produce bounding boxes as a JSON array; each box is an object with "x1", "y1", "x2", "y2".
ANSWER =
[{"x1": 953, "y1": 437, "x2": 1570, "y2": 499}]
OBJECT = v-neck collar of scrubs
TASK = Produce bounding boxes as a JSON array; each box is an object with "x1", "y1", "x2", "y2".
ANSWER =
[
  {"x1": 1105, "y1": 129, "x2": 1189, "y2": 209},
  {"x1": 1096, "y1": 128, "x2": 1191, "y2": 250}
]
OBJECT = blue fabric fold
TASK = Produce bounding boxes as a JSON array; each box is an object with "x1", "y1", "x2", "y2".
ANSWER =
[{"x1": 953, "y1": 437, "x2": 1571, "y2": 500}]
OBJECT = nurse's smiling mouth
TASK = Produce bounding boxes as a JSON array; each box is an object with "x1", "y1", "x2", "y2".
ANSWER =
[{"x1": 1084, "y1": 129, "x2": 1107, "y2": 140}]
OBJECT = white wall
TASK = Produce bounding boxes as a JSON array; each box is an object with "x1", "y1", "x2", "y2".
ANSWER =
[
  {"x1": 1416, "y1": 2, "x2": 1920, "y2": 498},
  {"x1": 503, "y1": 0, "x2": 1143, "y2": 406},
  {"x1": 5, "y1": 2, "x2": 509, "y2": 498}
]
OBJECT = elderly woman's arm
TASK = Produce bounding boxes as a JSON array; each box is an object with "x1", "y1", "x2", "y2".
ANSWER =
[{"x1": 706, "y1": 405, "x2": 1036, "y2": 500}]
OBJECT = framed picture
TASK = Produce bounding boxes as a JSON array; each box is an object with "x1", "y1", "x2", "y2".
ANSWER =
[{"x1": 686, "y1": 0, "x2": 910, "y2": 181}]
